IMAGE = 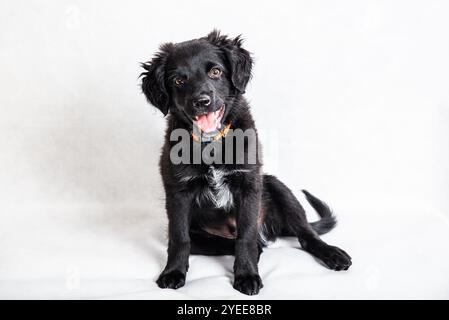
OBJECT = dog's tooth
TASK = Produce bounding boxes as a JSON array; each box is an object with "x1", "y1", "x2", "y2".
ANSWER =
[{"x1": 195, "y1": 116, "x2": 199, "y2": 120}]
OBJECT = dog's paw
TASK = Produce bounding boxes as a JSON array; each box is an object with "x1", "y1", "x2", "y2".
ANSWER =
[
  {"x1": 233, "y1": 274, "x2": 263, "y2": 296},
  {"x1": 317, "y1": 245, "x2": 352, "y2": 271},
  {"x1": 156, "y1": 270, "x2": 186, "y2": 289}
]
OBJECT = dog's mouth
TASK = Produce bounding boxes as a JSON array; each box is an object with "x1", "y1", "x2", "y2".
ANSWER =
[{"x1": 192, "y1": 105, "x2": 225, "y2": 133}]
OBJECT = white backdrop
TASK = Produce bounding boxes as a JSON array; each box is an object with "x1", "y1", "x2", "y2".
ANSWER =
[{"x1": 1, "y1": 0, "x2": 448, "y2": 299}]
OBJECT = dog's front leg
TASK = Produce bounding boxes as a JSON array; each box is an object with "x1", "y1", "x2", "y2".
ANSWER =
[
  {"x1": 233, "y1": 188, "x2": 263, "y2": 295},
  {"x1": 156, "y1": 190, "x2": 192, "y2": 289}
]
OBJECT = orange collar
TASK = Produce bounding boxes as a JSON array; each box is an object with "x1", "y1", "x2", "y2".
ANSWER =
[{"x1": 192, "y1": 123, "x2": 232, "y2": 142}]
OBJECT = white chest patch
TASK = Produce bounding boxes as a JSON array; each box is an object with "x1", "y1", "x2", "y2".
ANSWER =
[{"x1": 200, "y1": 167, "x2": 234, "y2": 210}]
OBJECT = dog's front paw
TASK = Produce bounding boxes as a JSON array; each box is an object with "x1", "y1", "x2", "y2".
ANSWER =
[
  {"x1": 318, "y1": 245, "x2": 352, "y2": 271},
  {"x1": 156, "y1": 270, "x2": 186, "y2": 289},
  {"x1": 233, "y1": 274, "x2": 263, "y2": 296}
]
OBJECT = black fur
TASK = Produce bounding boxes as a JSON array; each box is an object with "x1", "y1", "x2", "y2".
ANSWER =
[
  {"x1": 141, "y1": 30, "x2": 351, "y2": 295},
  {"x1": 303, "y1": 189, "x2": 338, "y2": 235}
]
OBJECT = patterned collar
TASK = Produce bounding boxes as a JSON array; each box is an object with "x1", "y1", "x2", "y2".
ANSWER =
[{"x1": 192, "y1": 123, "x2": 232, "y2": 143}]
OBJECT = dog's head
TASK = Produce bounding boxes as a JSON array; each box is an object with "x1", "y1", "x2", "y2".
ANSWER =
[{"x1": 141, "y1": 30, "x2": 252, "y2": 133}]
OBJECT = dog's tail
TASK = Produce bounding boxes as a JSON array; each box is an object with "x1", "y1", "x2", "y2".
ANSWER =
[{"x1": 302, "y1": 189, "x2": 337, "y2": 235}]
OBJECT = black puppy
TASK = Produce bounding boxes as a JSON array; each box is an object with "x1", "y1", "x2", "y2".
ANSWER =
[{"x1": 141, "y1": 30, "x2": 351, "y2": 295}]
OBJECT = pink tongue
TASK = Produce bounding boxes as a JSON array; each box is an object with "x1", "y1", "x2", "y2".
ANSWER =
[{"x1": 197, "y1": 111, "x2": 218, "y2": 133}]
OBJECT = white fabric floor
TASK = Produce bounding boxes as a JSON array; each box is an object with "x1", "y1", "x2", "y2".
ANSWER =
[{"x1": 1, "y1": 195, "x2": 448, "y2": 300}]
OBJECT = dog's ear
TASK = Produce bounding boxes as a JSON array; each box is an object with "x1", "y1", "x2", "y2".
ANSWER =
[
  {"x1": 206, "y1": 30, "x2": 253, "y2": 94},
  {"x1": 140, "y1": 43, "x2": 173, "y2": 116}
]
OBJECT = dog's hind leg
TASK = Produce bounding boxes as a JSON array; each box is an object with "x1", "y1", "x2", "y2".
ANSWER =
[
  {"x1": 190, "y1": 229, "x2": 235, "y2": 256},
  {"x1": 262, "y1": 175, "x2": 352, "y2": 271},
  {"x1": 190, "y1": 229, "x2": 264, "y2": 260}
]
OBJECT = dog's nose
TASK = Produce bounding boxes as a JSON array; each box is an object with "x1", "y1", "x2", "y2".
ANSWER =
[{"x1": 192, "y1": 95, "x2": 211, "y2": 108}]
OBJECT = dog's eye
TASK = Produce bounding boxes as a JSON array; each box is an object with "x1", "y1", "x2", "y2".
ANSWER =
[
  {"x1": 174, "y1": 77, "x2": 185, "y2": 87},
  {"x1": 208, "y1": 67, "x2": 222, "y2": 79}
]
